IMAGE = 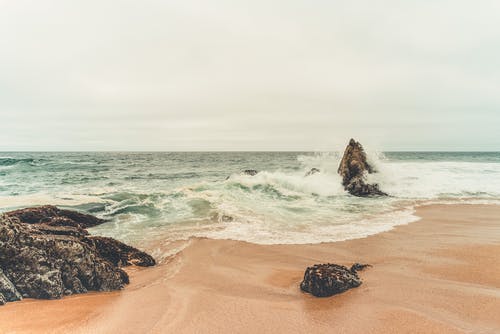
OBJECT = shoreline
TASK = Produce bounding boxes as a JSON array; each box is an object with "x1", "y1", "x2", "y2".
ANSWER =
[{"x1": 1, "y1": 203, "x2": 499, "y2": 333}]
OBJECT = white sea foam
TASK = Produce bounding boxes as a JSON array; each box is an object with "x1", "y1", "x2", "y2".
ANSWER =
[
  {"x1": 2, "y1": 151, "x2": 500, "y2": 247},
  {"x1": 373, "y1": 161, "x2": 500, "y2": 199},
  {"x1": 196, "y1": 207, "x2": 421, "y2": 245}
]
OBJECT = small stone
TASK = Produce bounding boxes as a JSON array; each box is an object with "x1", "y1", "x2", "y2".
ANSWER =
[
  {"x1": 221, "y1": 215, "x2": 234, "y2": 222},
  {"x1": 300, "y1": 263, "x2": 370, "y2": 297},
  {"x1": 305, "y1": 168, "x2": 320, "y2": 176}
]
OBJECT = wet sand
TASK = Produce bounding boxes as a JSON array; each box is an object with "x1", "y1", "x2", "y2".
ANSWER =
[{"x1": 1, "y1": 204, "x2": 499, "y2": 333}]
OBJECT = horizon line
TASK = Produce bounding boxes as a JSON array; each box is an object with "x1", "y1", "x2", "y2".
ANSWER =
[{"x1": 1, "y1": 150, "x2": 500, "y2": 153}]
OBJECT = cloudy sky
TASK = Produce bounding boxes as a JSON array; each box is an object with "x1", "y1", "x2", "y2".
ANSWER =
[{"x1": 0, "y1": 0, "x2": 499, "y2": 151}]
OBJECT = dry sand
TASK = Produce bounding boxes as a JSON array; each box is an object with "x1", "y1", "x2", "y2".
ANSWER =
[{"x1": 1, "y1": 204, "x2": 499, "y2": 333}]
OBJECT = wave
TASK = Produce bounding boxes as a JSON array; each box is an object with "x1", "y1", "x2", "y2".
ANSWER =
[
  {"x1": 2, "y1": 151, "x2": 500, "y2": 248},
  {"x1": 373, "y1": 161, "x2": 500, "y2": 199},
  {"x1": 0, "y1": 157, "x2": 38, "y2": 166}
]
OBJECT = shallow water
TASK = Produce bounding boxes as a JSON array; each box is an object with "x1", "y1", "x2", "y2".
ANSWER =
[{"x1": 1, "y1": 151, "x2": 499, "y2": 248}]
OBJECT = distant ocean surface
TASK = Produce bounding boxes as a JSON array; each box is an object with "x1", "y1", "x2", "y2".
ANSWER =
[{"x1": 1, "y1": 152, "x2": 500, "y2": 250}]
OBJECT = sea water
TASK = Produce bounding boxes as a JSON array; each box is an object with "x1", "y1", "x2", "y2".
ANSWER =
[{"x1": 1, "y1": 152, "x2": 499, "y2": 250}]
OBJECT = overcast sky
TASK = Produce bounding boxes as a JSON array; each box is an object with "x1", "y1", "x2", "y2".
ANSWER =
[{"x1": 0, "y1": 0, "x2": 499, "y2": 151}]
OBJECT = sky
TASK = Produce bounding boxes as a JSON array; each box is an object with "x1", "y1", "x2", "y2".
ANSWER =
[{"x1": 0, "y1": 0, "x2": 499, "y2": 151}]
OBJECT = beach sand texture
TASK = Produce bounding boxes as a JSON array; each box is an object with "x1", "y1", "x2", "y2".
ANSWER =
[{"x1": 1, "y1": 204, "x2": 499, "y2": 334}]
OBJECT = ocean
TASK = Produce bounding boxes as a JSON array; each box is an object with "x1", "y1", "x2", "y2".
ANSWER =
[{"x1": 1, "y1": 151, "x2": 499, "y2": 255}]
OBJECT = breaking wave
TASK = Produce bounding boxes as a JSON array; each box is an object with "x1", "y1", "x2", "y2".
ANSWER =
[{"x1": 1, "y1": 151, "x2": 500, "y2": 247}]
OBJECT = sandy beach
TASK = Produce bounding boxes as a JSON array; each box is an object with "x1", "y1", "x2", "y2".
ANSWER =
[{"x1": 1, "y1": 203, "x2": 499, "y2": 334}]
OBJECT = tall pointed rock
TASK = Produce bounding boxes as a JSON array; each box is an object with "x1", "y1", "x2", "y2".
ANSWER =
[{"x1": 338, "y1": 139, "x2": 387, "y2": 197}]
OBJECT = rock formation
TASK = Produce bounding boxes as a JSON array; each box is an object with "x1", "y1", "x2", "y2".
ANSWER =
[
  {"x1": 243, "y1": 169, "x2": 259, "y2": 176},
  {"x1": 225, "y1": 169, "x2": 259, "y2": 180},
  {"x1": 0, "y1": 268, "x2": 21, "y2": 305},
  {"x1": 337, "y1": 139, "x2": 387, "y2": 197},
  {"x1": 0, "y1": 206, "x2": 155, "y2": 305},
  {"x1": 305, "y1": 168, "x2": 320, "y2": 176},
  {"x1": 83, "y1": 236, "x2": 156, "y2": 267},
  {"x1": 5, "y1": 205, "x2": 105, "y2": 228},
  {"x1": 300, "y1": 263, "x2": 371, "y2": 297}
]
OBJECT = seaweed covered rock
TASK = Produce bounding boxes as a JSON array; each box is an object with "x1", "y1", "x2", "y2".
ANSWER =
[
  {"x1": 0, "y1": 206, "x2": 155, "y2": 305},
  {"x1": 0, "y1": 214, "x2": 127, "y2": 300},
  {"x1": 6, "y1": 205, "x2": 105, "y2": 228},
  {"x1": 337, "y1": 139, "x2": 387, "y2": 197},
  {"x1": 300, "y1": 263, "x2": 371, "y2": 297},
  {"x1": 83, "y1": 236, "x2": 156, "y2": 267},
  {"x1": 0, "y1": 268, "x2": 21, "y2": 305}
]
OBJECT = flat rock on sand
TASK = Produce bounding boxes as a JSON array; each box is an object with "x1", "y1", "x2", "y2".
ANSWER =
[{"x1": 300, "y1": 263, "x2": 370, "y2": 297}]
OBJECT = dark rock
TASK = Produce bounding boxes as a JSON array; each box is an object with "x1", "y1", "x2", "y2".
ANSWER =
[
  {"x1": 0, "y1": 268, "x2": 22, "y2": 304},
  {"x1": 243, "y1": 169, "x2": 259, "y2": 176},
  {"x1": 4, "y1": 205, "x2": 60, "y2": 224},
  {"x1": 225, "y1": 169, "x2": 259, "y2": 180},
  {"x1": 0, "y1": 214, "x2": 127, "y2": 300},
  {"x1": 44, "y1": 217, "x2": 87, "y2": 229},
  {"x1": 83, "y1": 236, "x2": 156, "y2": 267},
  {"x1": 300, "y1": 263, "x2": 371, "y2": 297},
  {"x1": 6, "y1": 205, "x2": 106, "y2": 228},
  {"x1": 0, "y1": 206, "x2": 155, "y2": 305},
  {"x1": 56, "y1": 208, "x2": 107, "y2": 228},
  {"x1": 350, "y1": 263, "x2": 372, "y2": 274},
  {"x1": 305, "y1": 168, "x2": 320, "y2": 176},
  {"x1": 36, "y1": 224, "x2": 89, "y2": 238},
  {"x1": 221, "y1": 215, "x2": 234, "y2": 222},
  {"x1": 337, "y1": 139, "x2": 387, "y2": 197}
]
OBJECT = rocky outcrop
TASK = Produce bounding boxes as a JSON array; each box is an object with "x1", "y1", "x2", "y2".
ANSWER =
[
  {"x1": 300, "y1": 263, "x2": 371, "y2": 297},
  {"x1": 6, "y1": 205, "x2": 105, "y2": 228},
  {"x1": 0, "y1": 268, "x2": 21, "y2": 305},
  {"x1": 337, "y1": 139, "x2": 387, "y2": 197},
  {"x1": 83, "y1": 236, "x2": 156, "y2": 267},
  {"x1": 0, "y1": 206, "x2": 155, "y2": 305}
]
